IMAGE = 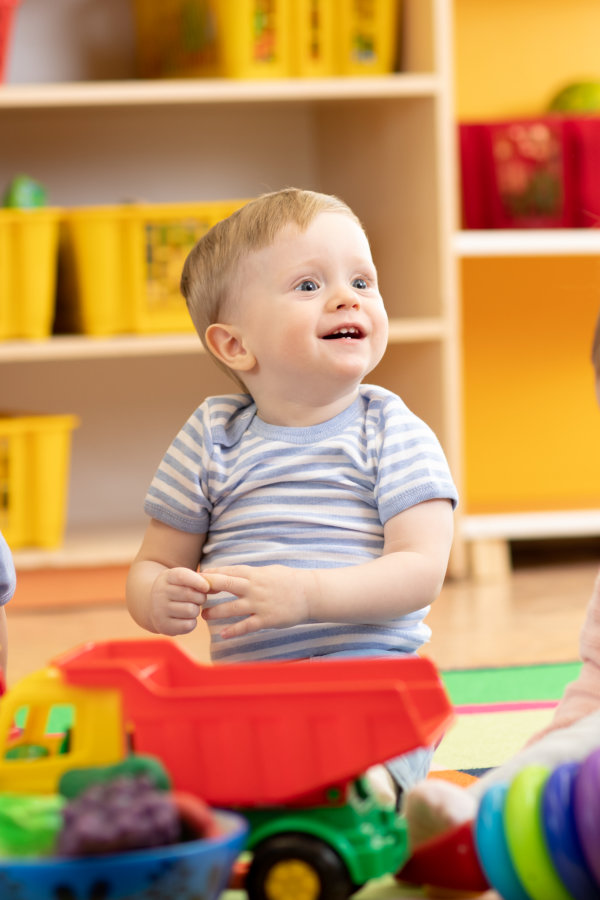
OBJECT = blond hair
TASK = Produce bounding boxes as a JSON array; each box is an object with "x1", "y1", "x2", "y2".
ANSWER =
[{"x1": 181, "y1": 187, "x2": 362, "y2": 388}]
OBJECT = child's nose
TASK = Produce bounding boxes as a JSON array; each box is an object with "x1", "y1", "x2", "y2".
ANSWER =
[{"x1": 330, "y1": 285, "x2": 360, "y2": 310}]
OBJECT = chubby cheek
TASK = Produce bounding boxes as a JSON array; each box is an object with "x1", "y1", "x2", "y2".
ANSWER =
[
  {"x1": 368, "y1": 340, "x2": 388, "y2": 375},
  {"x1": 259, "y1": 320, "x2": 310, "y2": 370},
  {"x1": 372, "y1": 316, "x2": 389, "y2": 361}
]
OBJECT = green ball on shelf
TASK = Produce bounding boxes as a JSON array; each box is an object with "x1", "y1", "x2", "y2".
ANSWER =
[
  {"x1": 549, "y1": 81, "x2": 600, "y2": 113},
  {"x1": 3, "y1": 174, "x2": 47, "y2": 208}
]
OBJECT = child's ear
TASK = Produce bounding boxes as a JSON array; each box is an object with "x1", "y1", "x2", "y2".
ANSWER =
[{"x1": 205, "y1": 323, "x2": 257, "y2": 373}]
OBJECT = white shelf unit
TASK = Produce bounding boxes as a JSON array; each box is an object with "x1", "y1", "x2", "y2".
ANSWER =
[{"x1": 1, "y1": 0, "x2": 463, "y2": 574}]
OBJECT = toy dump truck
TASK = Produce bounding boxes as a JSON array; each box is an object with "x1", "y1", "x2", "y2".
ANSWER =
[{"x1": 0, "y1": 639, "x2": 453, "y2": 899}]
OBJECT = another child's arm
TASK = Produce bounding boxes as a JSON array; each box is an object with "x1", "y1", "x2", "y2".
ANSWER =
[
  {"x1": 202, "y1": 498, "x2": 454, "y2": 638},
  {"x1": 126, "y1": 518, "x2": 210, "y2": 636}
]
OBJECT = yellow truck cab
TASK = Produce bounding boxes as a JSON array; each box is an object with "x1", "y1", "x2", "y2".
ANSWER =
[{"x1": 0, "y1": 664, "x2": 126, "y2": 795}]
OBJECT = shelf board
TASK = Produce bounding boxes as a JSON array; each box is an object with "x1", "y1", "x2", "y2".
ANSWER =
[
  {"x1": 12, "y1": 524, "x2": 144, "y2": 571},
  {"x1": 0, "y1": 318, "x2": 447, "y2": 362},
  {"x1": 387, "y1": 318, "x2": 447, "y2": 342},
  {"x1": 462, "y1": 509, "x2": 600, "y2": 542},
  {"x1": 0, "y1": 74, "x2": 440, "y2": 109},
  {"x1": 455, "y1": 229, "x2": 600, "y2": 258},
  {"x1": 0, "y1": 333, "x2": 202, "y2": 362}
]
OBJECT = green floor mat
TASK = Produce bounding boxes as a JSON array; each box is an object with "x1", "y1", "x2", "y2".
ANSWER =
[{"x1": 441, "y1": 660, "x2": 582, "y2": 705}]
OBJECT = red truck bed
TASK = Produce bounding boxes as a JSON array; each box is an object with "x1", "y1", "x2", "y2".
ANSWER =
[{"x1": 53, "y1": 639, "x2": 453, "y2": 808}]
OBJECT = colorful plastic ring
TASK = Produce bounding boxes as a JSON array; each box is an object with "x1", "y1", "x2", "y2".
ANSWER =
[
  {"x1": 542, "y1": 760, "x2": 598, "y2": 900},
  {"x1": 573, "y1": 747, "x2": 600, "y2": 886},
  {"x1": 474, "y1": 782, "x2": 532, "y2": 900},
  {"x1": 504, "y1": 764, "x2": 573, "y2": 900}
]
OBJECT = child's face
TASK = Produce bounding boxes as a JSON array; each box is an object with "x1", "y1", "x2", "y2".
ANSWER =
[{"x1": 228, "y1": 212, "x2": 389, "y2": 401}]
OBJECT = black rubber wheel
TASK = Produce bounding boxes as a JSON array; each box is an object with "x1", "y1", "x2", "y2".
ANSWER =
[{"x1": 246, "y1": 832, "x2": 355, "y2": 900}]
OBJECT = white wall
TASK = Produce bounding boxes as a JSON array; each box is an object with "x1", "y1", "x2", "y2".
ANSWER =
[{"x1": 6, "y1": 0, "x2": 136, "y2": 83}]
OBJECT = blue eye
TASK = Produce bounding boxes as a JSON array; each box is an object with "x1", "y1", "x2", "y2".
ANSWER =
[
  {"x1": 353, "y1": 277, "x2": 368, "y2": 290},
  {"x1": 296, "y1": 279, "x2": 319, "y2": 292}
]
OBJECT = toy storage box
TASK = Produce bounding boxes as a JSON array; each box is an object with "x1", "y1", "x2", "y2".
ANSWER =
[
  {"x1": 0, "y1": 414, "x2": 79, "y2": 549},
  {"x1": 133, "y1": 0, "x2": 291, "y2": 79},
  {"x1": 58, "y1": 200, "x2": 245, "y2": 336},
  {"x1": 459, "y1": 115, "x2": 600, "y2": 229},
  {"x1": 294, "y1": 0, "x2": 400, "y2": 77},
  {"x1": 0, "y1": 209, "x2": 61, "y2": 340},
  {"x1": 132, "y1": 0, "x2": 400, "y2": 79}
]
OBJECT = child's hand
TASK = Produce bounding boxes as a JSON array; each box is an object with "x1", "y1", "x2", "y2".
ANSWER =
[
  {"x1": 148, "y1": 567, "x2": 211, "y2": 636},
  {"x1": 201, "y1": 565, "x2": 314, "y2": 638}
]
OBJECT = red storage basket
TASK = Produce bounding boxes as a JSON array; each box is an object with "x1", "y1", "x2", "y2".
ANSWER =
[
  {"x1": 569, "y1": 117, "x2": 600, "y2": 228},
  {"x1": 460, "y1": 115, "x2": 600, "y2": 229},
  {"x1": 0, "y1": 0, "x2": 19, "y2": 83},
  {"x1": 460, "y1": 117, "x2": 577, "y2": 229}
]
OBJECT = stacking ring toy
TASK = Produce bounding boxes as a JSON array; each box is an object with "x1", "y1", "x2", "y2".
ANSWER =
[
  {"x1": 398, "y1": 746, "x2": 600, "y2": 898},
  {"x1": 542, "y1": 760, "x2": 598, "y2": 900},
  {"x1": 573, "y1": 747, "x2": 600, "y2": 887},
  {"x1": 474, "y1": 782, "x2": 532, "y2": 900},
  {"x1": 504, "y1": 765, "x2": 573, "y2": 900}
]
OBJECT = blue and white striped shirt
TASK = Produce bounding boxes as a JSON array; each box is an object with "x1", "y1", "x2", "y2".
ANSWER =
[{"x1": 144, "y1": 384, "x2": 458, "y2": 663}]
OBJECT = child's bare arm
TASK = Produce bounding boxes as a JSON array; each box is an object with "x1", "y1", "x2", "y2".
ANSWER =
[
  {"x1": 126, "y1": 518, "x2": 210, "y2": 636},
  {"x1": 202, "y1": 499, "x2": 454, "y2": 639}
]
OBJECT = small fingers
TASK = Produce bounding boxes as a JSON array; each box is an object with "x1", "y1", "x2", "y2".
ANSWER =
[
  {"x1": 171, "y1": 584, "x2": 207, "y2": 608},
  {"x1": 202, "y1": 565, "x2": 251, "y2": 577},
  {"x1": 167, "y1": 567, "x2": 211, "y2": 592},
  {"x1": 201, "y1": 598, "x2": 262, "y2": 639},
  {"x1": 202, "y1": 598, "x2": 250, "y2": 621},
  {"x1": 169, "y1": 600, "x2": 203, "y2": 620},
  {"x1": 155, "y1": 612, "x2": 198, "y2": 637},
  {"x1": 201, "y1": 573, "x2": 249, "y2": 596},
  {"x1": 220, "y1": 616, "x2": 261, "y2": 639}
]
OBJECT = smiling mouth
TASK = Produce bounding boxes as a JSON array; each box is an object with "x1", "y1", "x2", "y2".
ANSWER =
[{"x1": 322, "y1": 326, "x2": 364, "y2": 340}]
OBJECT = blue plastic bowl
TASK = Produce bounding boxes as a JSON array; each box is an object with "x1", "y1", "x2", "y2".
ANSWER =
[{"x1": 0, "y1": 809, "x2": 248, "y2": 900}]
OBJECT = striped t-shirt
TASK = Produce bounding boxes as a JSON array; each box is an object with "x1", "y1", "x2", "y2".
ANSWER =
[{"x1": 144, "y1": 384, "x2": 458, "y2": 663}]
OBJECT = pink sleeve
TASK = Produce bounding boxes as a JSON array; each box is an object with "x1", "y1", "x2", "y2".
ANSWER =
[{"x1": 527, "y1": 570, "x2": 600, "y2": 743}]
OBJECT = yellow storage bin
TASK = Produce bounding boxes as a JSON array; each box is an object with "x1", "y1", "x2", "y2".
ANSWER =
[
  {"x1": 0, "y1": 414, "x2": 79, "y2": 550},
  {"x1": 59, "y1": 200, "x2": 246, "y2": 336},
  {"x1": 335, "y1": 0, "x2": 400, "y2": 75},
  {"x1": 132, "y1": 0, "x2": 400, "y2": 79},
  {"x1": 292, "y1": 0, "x2": 400, "y2": 76},
  {"x1": 290, "y1": 0, "x2": 337, "y2": 77},
  {"x1": 133, "y1": 0, "x2": 292, "y2": 79},
  {"x1": 0, "y1": 209, "x2": 60, "y2": 340}
]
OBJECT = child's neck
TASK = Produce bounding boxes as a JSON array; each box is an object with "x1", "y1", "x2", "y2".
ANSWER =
[{"x1": 254, "y1": 387, "x2": 360, "y2": 428}]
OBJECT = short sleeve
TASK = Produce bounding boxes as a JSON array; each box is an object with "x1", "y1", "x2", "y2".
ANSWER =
[
  {"x1": 144, "y1": 406, "x2": 213, "y2": 534},
  {"x1": 372, "y1": 393, "x2": 458, "y2": 524},
  {"x1": 142, "y1": 394, "x2": 256, "y2": 534}
]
